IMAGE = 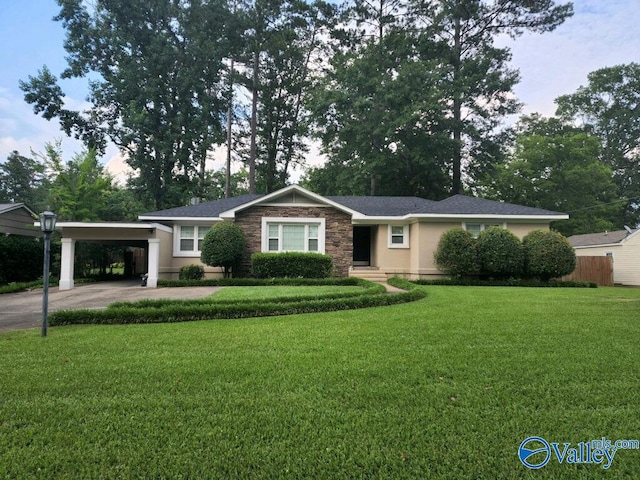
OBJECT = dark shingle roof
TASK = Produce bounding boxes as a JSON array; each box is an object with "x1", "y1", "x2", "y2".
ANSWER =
[
  {"x1": 139, "y1": 191, "x2": 566, "y2": 219},
  {"x1": 140, "y1": 194, "x2": 264, "y2": 218},
  {"x1": 568, "y1": 229, "x2": 637, "y2": 247},
  {"x1": 429, "y1": 195, "x2": 565, "y2": 216},
  {"x1": 327, "y1": 196, "x2": 438, "y2": 216}
]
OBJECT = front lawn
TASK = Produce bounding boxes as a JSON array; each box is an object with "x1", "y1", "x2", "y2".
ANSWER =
[{"x1": 1, "y1": 286, "x2": 639, "y2": 478}]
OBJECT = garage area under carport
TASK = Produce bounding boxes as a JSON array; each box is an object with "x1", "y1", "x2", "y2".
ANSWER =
[{"x1": 54, "y1": 222, "x2": 173, "y2": 290}]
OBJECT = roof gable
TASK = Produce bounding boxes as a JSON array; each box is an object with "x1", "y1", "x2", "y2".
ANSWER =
[{"x1": 0, "y1": 203, "x2": 37, "y2": 217}]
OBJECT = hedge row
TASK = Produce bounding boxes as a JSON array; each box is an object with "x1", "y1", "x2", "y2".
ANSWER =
[
  {"x1": 157, "y1": 277, "x2": 365, "y2": 287},
  {"x1": 412, "y1": 278, "x2": 596, "y2": 288},
  {"x1": 48, "y1": 280, "x2": 426, "y2": 326},
  {"x1": 251, "y1": 252, "x2": 334, "y2": 278},
  {"x1": 109, "y1": 282, "x2": 386, "y2": 309}
]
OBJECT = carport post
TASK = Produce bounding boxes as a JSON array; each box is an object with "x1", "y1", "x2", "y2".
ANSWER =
[
  {"x1": 147, "y1": 238, "x2": 160, "y2": 288},
  {"x1": 59, "y1": 239, "x2": 75, "y2": 290}
]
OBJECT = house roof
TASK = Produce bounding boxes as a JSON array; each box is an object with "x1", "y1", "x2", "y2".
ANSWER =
[
  {"x1": 428, "y1": 195, "x2": 565, "y2": 216},
  {"x1": 326, "y1": 196, "x2": 438, "y2": 216},
  {"x1": 138, "y1": 186, "x2": 567, "y2": 221},
  {"x1": 568, "y1": 228, "x2": 639, "y2": 247},
  {"x1": 139, "y1": 194, "x2": 264, "y2": 219},
  {"x1": 0, "y1": 203, "x2": 37, "y2": 217}
]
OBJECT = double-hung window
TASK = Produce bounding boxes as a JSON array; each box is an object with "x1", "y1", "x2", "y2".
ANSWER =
[
  {"x1": 176, "y1": 225, "x2": 210, "y2": 255},
  {"x1": 388, "y1": 224, "x2": 409, "y2": 248},
  {"x1": 263, "y1": 218, "x2": 324, "y2": 253}
]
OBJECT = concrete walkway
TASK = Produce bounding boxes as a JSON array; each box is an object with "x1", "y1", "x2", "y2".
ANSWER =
[{"x1": 0, "y1": 282, "x2": 218, "y2": 333}]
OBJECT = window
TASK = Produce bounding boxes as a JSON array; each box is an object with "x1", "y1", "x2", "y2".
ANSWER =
[
  {"x1": 175, "y1": 225, "x2": 210, "y2": 255},
  {"x1": 388, "y1": 224, "x2": 409, "y2": 248},
  {"x1": 262, "y1": 218, "x2": 325, "y2": 253},
  {"x1": 464, "y1": 222, "x2": 505, "y2": 239}
]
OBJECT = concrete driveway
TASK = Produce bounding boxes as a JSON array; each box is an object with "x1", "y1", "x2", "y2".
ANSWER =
[{"x1": 0, "y1": 281, "x2": 219, "y2": 333}]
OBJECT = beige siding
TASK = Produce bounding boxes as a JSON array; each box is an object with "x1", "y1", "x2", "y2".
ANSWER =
[
  {"x1": 373, "y1": 225, "x2": 411, "y2": 273},
  {"x1": 506, "y1": 223, "x2": 550, "y2": 239}
]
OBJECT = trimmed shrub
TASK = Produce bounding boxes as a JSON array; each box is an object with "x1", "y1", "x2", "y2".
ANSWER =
[
  {"x1": 251, "y1": 252, "x2": 333, "y2": 278},
  {"x1": 179, "y1": 264, "x2": 205, "y2": 280},
  {"x1": 475, "y1": 227, "x2": 524, "y2": 279},
  {"x1": 433, "y1": 227, "x2": 478, "y2": 277},
  {"x1": 0, "y1": 236, "x2": 44, "y2": 285},
  {"x1": 200, "y1": 222, "x2": 246, "y2": 278},
  {"x1": 523, "y1": 229, "x2": 576, "y2": 280}
]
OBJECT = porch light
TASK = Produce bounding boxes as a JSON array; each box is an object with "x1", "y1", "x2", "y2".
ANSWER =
[{"x1": 39, "y1": 210, "x2": 57, "y2": 337}]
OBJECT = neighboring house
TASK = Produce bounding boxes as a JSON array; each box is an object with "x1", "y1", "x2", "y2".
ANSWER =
[
  {"x1": 568, "y1": 228, "x2": 640, "y2": 286},
  {"x1": 0, "y1": 203, "x2": 39, "y2": 238},
  {"x1": 53, "y1": 184, "x2": 567, "y2": 289}
]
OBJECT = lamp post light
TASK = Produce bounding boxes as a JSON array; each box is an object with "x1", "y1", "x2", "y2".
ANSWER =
[{"x1": 39, "y1": 210, "x2": 57, "y2": 337}]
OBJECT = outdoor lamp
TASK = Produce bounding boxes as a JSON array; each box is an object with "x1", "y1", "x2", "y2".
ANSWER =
[
  {"x1": 39, "y1": 210, "x2": 57, "y2": 337},
  {"x1": 39, "y1": 210, "x2": 57, "y2": 234}
]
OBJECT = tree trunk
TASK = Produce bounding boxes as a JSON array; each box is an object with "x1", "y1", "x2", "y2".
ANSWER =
[
  {"x1": 249, "y1": 49, "x2": 259, "y2": 194},
  {"x1": 452, "y1": 14, "x2": 462, "y2": 195}
]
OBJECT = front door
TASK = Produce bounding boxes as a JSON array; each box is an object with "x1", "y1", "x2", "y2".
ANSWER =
[{"x1": 353, "y1": 226, "x2": 371, "y2": 266}]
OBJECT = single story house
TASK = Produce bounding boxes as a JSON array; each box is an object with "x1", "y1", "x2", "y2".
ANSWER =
[
  {"x1": 52, "y1": 184, "x2": 568, "y2": 289},
  {"x1": 568, "y1": 228, "x2": 640, "y2": 286},
  {"x1": 0, "y1": 203, "x2": 39, "y2": 238}
]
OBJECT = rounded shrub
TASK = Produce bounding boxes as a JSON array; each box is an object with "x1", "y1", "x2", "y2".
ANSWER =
[
  {"x1": 475, "y1": 227, "x2": 524, "y2": 279},
  {"x1": 434, "y1": 227, "x2": 478, "y2": 278},
  {"x1": 179, "y1": 264, "x2": 205, "y2": 280},
  {"x1": 523, "y1": 229, "x2": 576, "y2": 281},
  {"x1": 200, "y1": 222, "x2": 246, "y2": 278}
]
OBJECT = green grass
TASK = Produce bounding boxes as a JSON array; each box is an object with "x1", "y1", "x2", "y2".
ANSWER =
[
  {"x1": 209, "y1": 285, "x2": 367, "y2": 301},
  {"x1": 2, "y1": 286, "x2": 640, "y2": 478}
]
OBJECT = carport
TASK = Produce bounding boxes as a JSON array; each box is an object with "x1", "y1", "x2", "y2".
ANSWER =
[{"x1": 54, "y1": 222, "x2": 173, "y2": 290}]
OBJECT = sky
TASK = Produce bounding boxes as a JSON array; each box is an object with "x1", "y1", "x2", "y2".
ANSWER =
[{"x1": 1, "y1": 0, "x2": 639, "y2": 182}]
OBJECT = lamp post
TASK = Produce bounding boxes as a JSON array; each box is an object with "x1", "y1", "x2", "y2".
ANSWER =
[{"x1": 39, "y1": 210, "x2": 57, "y2": 337}]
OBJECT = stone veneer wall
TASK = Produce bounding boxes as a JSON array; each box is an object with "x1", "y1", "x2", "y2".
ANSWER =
[{"x1": 234, "y1": 206, "x2": 353, "y2": 277}]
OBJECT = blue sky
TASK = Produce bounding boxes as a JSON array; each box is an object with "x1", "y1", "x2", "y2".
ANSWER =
[{"x1": 1, "y1": 0, "x2": 639, "y2": 179}]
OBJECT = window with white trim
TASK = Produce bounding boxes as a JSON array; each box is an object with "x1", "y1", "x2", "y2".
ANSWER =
[
  {"x1": 388, "y1": 224, "x2": 409, "y2": 248},
  {"x1": 176, "y1": 225, "x2": 210, "y2": 255},
  {"x1": 263, "y1": 218, "x2": 325, "y2": 253},
  {"x1": 464, "y1": 222, "x2": 505, "y2": 239}
]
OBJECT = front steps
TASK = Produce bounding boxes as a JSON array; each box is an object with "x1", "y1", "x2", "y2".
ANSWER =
[{"x1": 349, "y1": 267, "x2": 389, "y2": 284}]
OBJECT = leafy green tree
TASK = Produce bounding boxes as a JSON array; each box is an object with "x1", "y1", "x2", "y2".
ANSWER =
[
  {"x1": 201, "y1": 222, "x2": 247, "y2": 278},
  {"x1": 237, "y1": 0, "x2": 335, "y2": 193},
  {"x1": 434, "y1": 228, "x2": 478, "y2": 278},
  {"x1": 0, "y1": 151, "x2": 49, "y2": 211},
  {"x1": 483, "y1": 115, "x2": 621, "y2": 236},
  {"x1": 556, "y1": 63, "x2": 640, "y2": 225},
  {"x1": 42, "y1": 144, "x2": 115, "y2": 222},
  {"x1": 410, "y1": 0, "x2": 573, "y2": 194},
  {"x1": 475, "y1": 227, "x2": 523, "y2": 279},
  {"x1": 522, "y1": 230, "x2": 575, "y2": 281},
  {"x1": 309, "y1": 0, "x2": 572, "y2": 196},
  {"x1": 309, "y1": 1, "x2": 453, "y2": 197},
  {"x1": 204, "y1": 168, "x2": 250, "y2": 201},
  {"x1": 20, "y1": 0, "x2": 234, "y2": 209}
]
